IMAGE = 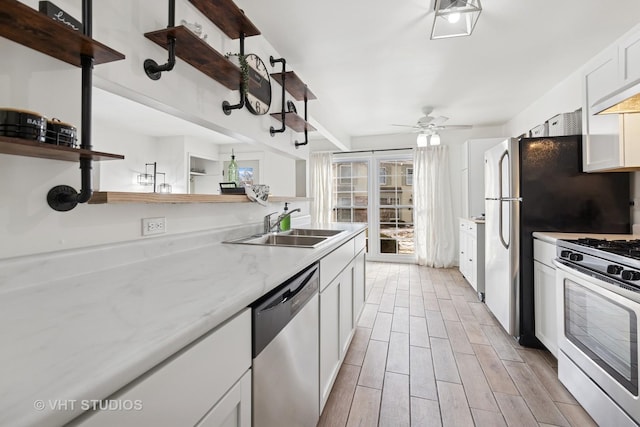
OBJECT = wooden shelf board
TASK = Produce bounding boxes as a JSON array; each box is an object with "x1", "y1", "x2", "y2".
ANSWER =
[
  {"x1": 188, "y1": 0, "x2": 260, "y2": 39},
  {"x1": 145, "y1": 26, "x2": 241, "y2": 90},
  {"x1": 0, "y1": 136, "x2": 124, "y2": 162},
  {"x1": 270, "y1": 112, "x2": 317, "y2": 133},
  {"x1": 0, "y1": 0, "x2": 125, "y2": 66},
  {"x1": 89, "y1": 192, "x2": 310, "y2": 204},
  {"x1": 270, "y1": 71, "x2": 317, "y2": 101}
]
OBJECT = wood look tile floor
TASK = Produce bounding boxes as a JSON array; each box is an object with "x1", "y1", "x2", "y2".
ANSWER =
[{"x1": 318, "y1": 262, "x2": 596, "y2": 427}]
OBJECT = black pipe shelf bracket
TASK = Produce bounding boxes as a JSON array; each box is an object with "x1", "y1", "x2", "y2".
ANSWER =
[
  {"x1": 270, "y1": 56, "x2": 287, "y2": 136},
  {"x1": 222, "y1": 32, "x2": 246, "y2": 115},
  {"x1": 295, "y1": 86, "x2": 310, "y2": 148},
  {"x1": 144, "y1": 0, "x2": 177, "y2": 80},
  {"x1": 47, "y1": 0, "x2": 95, "y2": 212}
]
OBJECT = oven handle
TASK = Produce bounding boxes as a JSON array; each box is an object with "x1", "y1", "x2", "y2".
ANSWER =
[{"x1": 554, "y1": 259, "x2": 640, "y2": 302}]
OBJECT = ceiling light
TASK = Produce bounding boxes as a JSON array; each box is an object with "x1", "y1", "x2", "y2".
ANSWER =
[
  {"x1": 430, "y1": 134, "x2": 441, "y2": 145},
  {"x1": 431, "y1": 0, "x2": 482, "y2": 40},
  {"x1": 417, "y1": 133, "x2": 429, "y2": 147}
]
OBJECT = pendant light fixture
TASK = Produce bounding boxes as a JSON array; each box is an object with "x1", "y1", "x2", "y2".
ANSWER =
[{"x1": 431, "y1": 0, "x2": 482, "y2": 40}]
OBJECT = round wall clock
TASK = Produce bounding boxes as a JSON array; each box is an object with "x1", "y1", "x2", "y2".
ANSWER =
[{"x1": 244, "y1": 53, "x2": 271, "y2": 115}]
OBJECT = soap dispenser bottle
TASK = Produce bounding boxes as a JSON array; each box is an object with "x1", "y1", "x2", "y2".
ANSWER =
[
  {"x1": 227, "y1": 149, "x2": 239, "y2": 185},
  {"x1": 280, "y1": 203, "x2": 290, "y2": 231}
]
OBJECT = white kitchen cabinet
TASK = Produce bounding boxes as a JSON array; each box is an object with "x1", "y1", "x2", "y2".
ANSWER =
[
  {"x1": 196, "y1": 370, "x2": 251, "y2": 427},
  {"x1": 533, "y1": 238, "x2": 558, "y2": 357},
  {"x1": 460, "y1": 138, "x2": 504, "y2": 218},
  {"x1": 582, "y1": 24, "x2": 640, "y2": 172},
  {"x1": 72, "y1": 310, "x2": 251, "y2": 427},
  {"x1": 319, "y1": 277, "x2": 340, "y2": 410},
  {"x1": 189, "y1": 154, "x2": 222, "y2": 194},
  {"x1": 458, "y1": 218, "x2": 485, "y2": 298},
  {"x1": 353, "y1": 249, "x2": 366, "y2": 325},
  {"x1": 319, "y1": 231, "x2": 366, "y2": 411}
]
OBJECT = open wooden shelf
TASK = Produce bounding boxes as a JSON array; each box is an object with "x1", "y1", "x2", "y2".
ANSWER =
[
  {"x1": 0, "y1": 136, "x2": 124, "y2": 162},
  {"x1": 270, "y1": 112, "x2": 316, "y2": 133},
  {"x1": 270, "y1": 71, "x2": 317, "y2": 101},
  {"x1": 188, "y1": 0, "x2": 260, "y2": 39},
  {"x1": 145, "y1": 26, "x2": 241, "y2": 90},
  {"x1": 89, "y1": 192, "x2": 311, "y2": 204},
  {"x1": 0, "y1": 0, "x2": 125, "y2": 66}
]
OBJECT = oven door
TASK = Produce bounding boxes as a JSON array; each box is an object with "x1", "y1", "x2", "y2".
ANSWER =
[{"x1": 555, "y1": 260, "x2": 640, "y2": 423}]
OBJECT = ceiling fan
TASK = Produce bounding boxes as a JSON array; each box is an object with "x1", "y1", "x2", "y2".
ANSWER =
[{"x1": 392, "y1": 106, "x2": 472, "y2": 146}]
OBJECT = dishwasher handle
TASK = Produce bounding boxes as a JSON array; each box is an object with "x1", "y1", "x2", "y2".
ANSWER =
[{"x1": 259, "y1": 263, "x2": 318, "y2": 312}]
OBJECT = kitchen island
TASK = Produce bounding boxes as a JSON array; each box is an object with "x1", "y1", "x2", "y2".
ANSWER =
[{"x1": 0, "y1": 222, "x2": 366, "y2": 427}]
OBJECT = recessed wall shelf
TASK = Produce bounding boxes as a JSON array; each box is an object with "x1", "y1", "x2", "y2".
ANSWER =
[
  {"x1": 89, "y1": 192, "x2": 311, "y2": 204},
  {"x1": 187, "y1": 0, "x2": 260, "y2": 39},
  {"x1": 0, "y1": 0, "x2": 125, "y2": 66},
  {"x1": 269, "y1": 112, "x2": 317, "y2": 133},
  {"x1": 144, "y1": 26, "x2": 241, "y2": 90},
  {"x1": 270, "y1": 71, "x2": 317, "y2": 101},
  {"x1": 0, "y1": 136, "x2": 124, "y2": 162}
]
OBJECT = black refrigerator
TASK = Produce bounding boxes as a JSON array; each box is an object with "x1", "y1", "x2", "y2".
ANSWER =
[{"x1": 484, "y1": 135, "x2": 630, "y2": 348}]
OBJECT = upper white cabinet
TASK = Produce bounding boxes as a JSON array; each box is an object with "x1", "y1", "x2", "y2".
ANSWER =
[
  {"x1": 583, "y1": 25, "x2": 640, "y2": 172},
  {"x1": 460, "y1": 138, "x2": 504, "y2": 219}
]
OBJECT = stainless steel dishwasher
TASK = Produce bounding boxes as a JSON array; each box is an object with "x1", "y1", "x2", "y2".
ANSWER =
[{"x1": 251, "y1": 262, "x2": 319, "y2": 427}]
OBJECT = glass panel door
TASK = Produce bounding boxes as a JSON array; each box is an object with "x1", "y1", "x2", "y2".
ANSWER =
[
  {"x1": 375, "y1": 158, "x2": 414, "y2": 260},
  {"x1": 332, "y1": 160, "x2": 369, "y2": 248}
]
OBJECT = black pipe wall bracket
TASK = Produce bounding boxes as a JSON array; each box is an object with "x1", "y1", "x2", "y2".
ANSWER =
[
  {"x1": 294, "y1": 87, "x2": 310, "y2": 148},
  {"x1": 222, "y1": 33, "x2": 246, "y2": 115},
  {"x1": 270, "y1": 56, "x2": 286, "y2": 136},
  {"x1": 47, "y1": 1, "x2": 95, "y2": 212},
  {"x1": 143, "y1": 0, "x2": 176, "y2": 80}
]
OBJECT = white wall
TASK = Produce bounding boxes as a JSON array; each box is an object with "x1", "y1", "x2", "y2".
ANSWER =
[{"x1": 0, "y1": 1, "x2": 311, "y2": 259}]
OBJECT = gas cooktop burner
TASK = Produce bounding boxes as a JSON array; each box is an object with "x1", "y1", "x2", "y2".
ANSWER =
[{"x1": 571, "y1": 238, "x2": 640, "y2": 260}]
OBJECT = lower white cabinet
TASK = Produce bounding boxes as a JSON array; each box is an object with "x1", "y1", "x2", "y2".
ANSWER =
[
  {"x1": 72, "y1": 309, "x2": 251, "y2": 427},
  {"x1": 533, "y1": 238, "x2": 558, "y2": 357},
  {"x1": 458, "y1": 218, "x2": 485, "y2": 297},
  {"x1": 196, "y1": 370, "x2": 251, "y2": 427},
  {"x1": 319, "y1": 231, "x2": 367, "y2": 411}
]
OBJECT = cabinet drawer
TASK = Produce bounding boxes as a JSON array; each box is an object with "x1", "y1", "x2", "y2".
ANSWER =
[
  {"x1": 533, "y1": 239, "x2": 556, "y2": 268},
  {"x1": 76, "y1": 310, "x2": 251, "y2": 427},
  {"x1": 320, "y1": 239, "x2": 355, "y2": 292}
]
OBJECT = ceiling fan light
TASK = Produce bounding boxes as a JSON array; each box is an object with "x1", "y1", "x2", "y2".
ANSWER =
[
  {"x1": 431, "y1": 0, "x2": 482, "y2": 40},
  {"x1": 430, "y1": 134, "x2": 441, "y2": 146},
  {"x1": 417, "y1": 133, "x2": 429, "y2": 147}
]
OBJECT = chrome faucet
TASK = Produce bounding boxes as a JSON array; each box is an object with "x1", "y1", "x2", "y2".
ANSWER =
[
  {"x1": 263, "y1": 208, "x2": 302, "y2": 233},
  {"x1": 263, "y1": 211, "x2": 279, "y2": 233}
]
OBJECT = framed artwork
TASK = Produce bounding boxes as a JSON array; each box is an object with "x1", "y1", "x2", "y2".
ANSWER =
[
  {"x1": 405, "y1": 168, "x2": 413, "y2": 186},
  {"x1": 238, "y1": 167, "x2": 254, "y2": 186}
]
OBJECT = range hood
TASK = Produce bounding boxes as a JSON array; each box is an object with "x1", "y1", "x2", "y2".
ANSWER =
[{"x1": 592, "y1": 81, "x2": 640, "y2": 115}]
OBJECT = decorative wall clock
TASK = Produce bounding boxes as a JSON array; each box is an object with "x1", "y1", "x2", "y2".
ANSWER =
[{"x1": 244, "y1": 53, "x2": 271, "y2": 115}]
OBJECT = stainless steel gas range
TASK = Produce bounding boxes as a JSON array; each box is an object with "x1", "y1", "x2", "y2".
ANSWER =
[{"x1": 555, "y1": 238, "x2": 640, "y2": 427}]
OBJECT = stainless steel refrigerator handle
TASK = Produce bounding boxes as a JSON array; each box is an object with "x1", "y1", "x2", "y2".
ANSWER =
[{"x1": 498, "y1": 150, "x2": 510, "y2": 250}]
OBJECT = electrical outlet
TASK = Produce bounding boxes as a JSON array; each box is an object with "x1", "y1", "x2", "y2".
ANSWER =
[{"x1": 142, "y1": 217, "x2": 166, "y2": 236}]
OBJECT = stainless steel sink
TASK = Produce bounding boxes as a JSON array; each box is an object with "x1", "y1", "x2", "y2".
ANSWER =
[
  {"x1": 225, "y1": 228, "x2": 344, "y2": 248},
  {"x1": 287, "y1": 228, "x2": 344, "y2": 237},
  {"x1": 226, "y1": 233, "x2": 327, "y2": 248}
]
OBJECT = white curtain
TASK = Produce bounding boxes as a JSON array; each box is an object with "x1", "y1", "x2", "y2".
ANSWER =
[
  {"x1": 413, "y1": 145, "x2": 456, "y2": 267},
  {"x1": 309, "y1": 152, "x2": 333, "y2": 224}
]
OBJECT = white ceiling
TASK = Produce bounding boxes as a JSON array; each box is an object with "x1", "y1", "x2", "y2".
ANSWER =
[{"x1": 234, "y1": 0, "x2": 640, "y2": 141}]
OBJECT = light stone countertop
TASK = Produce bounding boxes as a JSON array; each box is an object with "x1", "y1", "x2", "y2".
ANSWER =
[
  {"x1": 532, "y1": 231, "x2": 640, "y2": 244},
  {"x1": 0, "y1": 222, "x2": 367, "y2": 427}
]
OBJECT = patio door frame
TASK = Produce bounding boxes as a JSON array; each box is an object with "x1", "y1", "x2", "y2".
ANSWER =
[{"x1": 333, "y1": 150, "x2": 415, "y2": 263}]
